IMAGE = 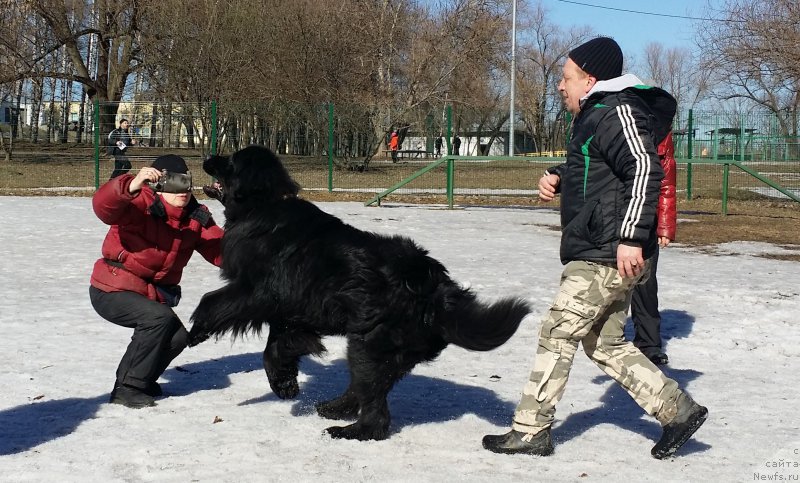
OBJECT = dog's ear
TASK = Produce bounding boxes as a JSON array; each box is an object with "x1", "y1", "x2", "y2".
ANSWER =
[{"x1": 203, "y1": 155, "x2": 229, "y2": 178}]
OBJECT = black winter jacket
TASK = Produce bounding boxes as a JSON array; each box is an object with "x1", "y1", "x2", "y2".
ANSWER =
[
  {"x1": 107, "y1": 128, "x2": 133, "y2": 156},
  {"x1": 548, "y1": 74, "x2": 676, "y2": 265}
]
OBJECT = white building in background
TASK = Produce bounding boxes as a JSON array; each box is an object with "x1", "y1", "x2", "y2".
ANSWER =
[{"x1": 401, "y1": 129, "x2": 536, "y2": 157}]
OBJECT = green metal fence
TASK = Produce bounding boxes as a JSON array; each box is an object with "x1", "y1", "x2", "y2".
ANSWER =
[
  {"x1": 1, "y1": 102, "x2": 798, "y2": 212},
  {"x1": 673, "y1": 109, "x2": 800, "y2": 206}
]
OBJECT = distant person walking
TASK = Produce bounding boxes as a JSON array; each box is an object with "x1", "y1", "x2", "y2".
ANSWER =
[
  {"x1": 434, "y1": 136, "x2": 443, "y2": 156},
  {"x1": 389, "y1": 131, "x2": 400, "y2": 163},
  {"x1": 452, "y1": 135, "x2": 461, "y2": 155},
  {"x1": 108, "y1": 119, "x2": 137, "y2": 179}
]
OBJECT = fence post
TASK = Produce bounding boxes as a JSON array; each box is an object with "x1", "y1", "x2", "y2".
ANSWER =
[
  {"x1": 565, "y1": 112, "x2": 573, "y2": 142},
  {"x1": 686, "y1": 109, "x2": 693, "y2": 200},
  {"x1": 445, "y1": 104, "x2": 452, "y2": 154},
  {"x1": 328, "y1": 102, "x2": 334, "y2": 193},
  {"x1": 93, "y1": 98, "x2": 100, "y2": 190},
  {"x1": 722, "y1": 163, "x2": 730, "y2": 215},
  {"x1": 446, "y1": 157, "x2": 454, "y2": 209},
  {"x1": 739, "y1": 114, "x2": 745, "y2": 162}
]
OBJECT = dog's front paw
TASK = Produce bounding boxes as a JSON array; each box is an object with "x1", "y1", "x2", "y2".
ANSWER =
[
  {"x1": 325, "y1": 423, "x2": 388, "y2": 441},
  {"x1": 187, "y1": 332, "x2": 210, "y2": 347},
  {"x1": 269, "y1": 377, "x2": 299, "y2": 399},
  {"x1": 187, "y1": 327, "x2": 211, "y2": 347}
]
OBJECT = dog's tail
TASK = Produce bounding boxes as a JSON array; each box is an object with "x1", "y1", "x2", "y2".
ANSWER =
[{"x1": 434, "y1": 283, "x2": 531, "y2": 351}]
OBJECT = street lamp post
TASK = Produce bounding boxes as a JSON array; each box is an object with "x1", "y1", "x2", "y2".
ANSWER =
[{"x1": 509, "y1": 0, "x2": 517, "y2": 156}]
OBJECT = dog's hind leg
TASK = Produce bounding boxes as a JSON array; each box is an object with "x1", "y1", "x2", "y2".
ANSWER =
[
  {"x1": 324, "y1": 338, "x2": 404, "y2": 441},
  {"x1": 263, "y1": 328, "x2": 325, "y2": 399}
]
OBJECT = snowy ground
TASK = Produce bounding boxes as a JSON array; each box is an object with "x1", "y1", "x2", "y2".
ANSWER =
[{"x1": 1, "y1": 197, "x2": 798, "y2": 483}]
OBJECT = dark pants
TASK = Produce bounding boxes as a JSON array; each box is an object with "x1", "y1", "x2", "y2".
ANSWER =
[
  {"x1": 110, "y1": 155, "x2": 132, "y2": 179},
  {"x1": 90, "y1": 286, "x2": 188, "y2": 389},
  {"x1": 391, "y1": 149, "x2": 398, "y2": 163},
  {"x1": 631, "y1": 247, "x2": 663, "y2": 356}
]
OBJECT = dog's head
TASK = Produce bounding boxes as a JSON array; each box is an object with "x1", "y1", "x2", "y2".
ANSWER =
[{"x1": 203, "y1": 145, "x2": 299, "y2": 209}]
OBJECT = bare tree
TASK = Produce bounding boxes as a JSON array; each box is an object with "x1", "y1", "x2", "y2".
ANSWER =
[
  {"x1": 516, "y1": 1, "x2": 592, "y2": 153},
  {"x1": 640, "y1": 42, "x2": 708, "y2": 113},
  {"x1": 698, "y1": 0, "x2": 800, "y2": 139},
  {"x1": 0, "y1": 0, "x2": 145, "y2": 136}
]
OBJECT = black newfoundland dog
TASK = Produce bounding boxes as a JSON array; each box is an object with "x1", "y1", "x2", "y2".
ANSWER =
[{"x1": 189, "y1": 145, "x2": 530, "y2": 441}]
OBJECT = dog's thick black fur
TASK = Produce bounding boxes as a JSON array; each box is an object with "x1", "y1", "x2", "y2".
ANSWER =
[{"x1": 189, "y1": 145, "x2": 530, "y2": 441}]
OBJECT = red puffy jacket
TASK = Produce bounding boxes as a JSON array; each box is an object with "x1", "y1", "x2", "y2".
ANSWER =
[
  {"x1": 656, "y1": 131, "x2": 677, "y2": 240},
  {"x1": 90, "y1": 174, "x2": 223, "y2": 302}
]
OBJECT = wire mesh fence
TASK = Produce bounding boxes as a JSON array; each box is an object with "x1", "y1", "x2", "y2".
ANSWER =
[
  {"x1": 672, "y1": 110, "x2": 800, "y2": 200},
  {"x1": 1, "y1": 101, "x2": 798, "y2": 205}
]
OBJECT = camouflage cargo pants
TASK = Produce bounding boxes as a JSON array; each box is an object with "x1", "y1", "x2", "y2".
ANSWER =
[{"x1": 512, "y1": 260, "x2": 682, "y2": 435}]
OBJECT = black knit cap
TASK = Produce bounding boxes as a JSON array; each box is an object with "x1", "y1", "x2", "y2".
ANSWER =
[
  {"x1": 568, "y1": 37, "x2": 623, "y2": 81},
  {"x1": 151, "y1": 154, "x2": 189, "y2": 174}
]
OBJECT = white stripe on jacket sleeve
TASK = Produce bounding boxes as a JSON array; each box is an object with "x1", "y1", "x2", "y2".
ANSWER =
[{"x1": 615, "y1": 104, "x2": 651, "y2": 240}]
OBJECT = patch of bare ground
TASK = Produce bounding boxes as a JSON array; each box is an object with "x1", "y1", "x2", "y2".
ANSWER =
[{"x1": 299, "y1": 191, "x2": 800, "y2": 261}]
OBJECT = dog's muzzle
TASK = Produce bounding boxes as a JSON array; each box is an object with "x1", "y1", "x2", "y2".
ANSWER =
[{"x1": 202, "y1": 182, "x2": 225, "y2": 203}]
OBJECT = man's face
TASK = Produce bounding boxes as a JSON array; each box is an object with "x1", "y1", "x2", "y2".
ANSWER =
[
  {"x1": 120, "y1": 120, "x2": 129, "y2": 130},
  {"x1": 558, "y1": 58, "x2": 595, "y2": 115}
]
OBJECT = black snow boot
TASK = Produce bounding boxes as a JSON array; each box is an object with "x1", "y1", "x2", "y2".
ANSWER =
[
  {"x1": 652, "y1": 393, "x2": 708, "y2": 459},
  {"x1": 110, "y1": 382, "x2": 156, "y2": 409},
  {"x1": 482, "y1": 429, "x2": 554, "y2": 456},
  {"x1": 143, "y1": 381, "x2": 163, "y2": 397}
]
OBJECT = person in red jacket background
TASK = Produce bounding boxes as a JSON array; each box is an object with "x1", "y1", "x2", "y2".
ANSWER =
[
  {"x1": 388, "y1": 130, "x2": 400, "y2": 163},
  {"x1": 631, "y1": 131, "x2": 677, "y2": 365},
  {"x1": 90, "y1": 154, "x2": 223, "y2": 408}
]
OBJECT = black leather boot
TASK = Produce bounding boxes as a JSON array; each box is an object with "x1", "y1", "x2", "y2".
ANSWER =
[
  {"x1": 109, "y1": 382, "x2": 156, "y2": 409},
  {"x1": 482, "y1": 429, "x2": 554, "y2": 456},
  {"x1": 652, "y1": 393, "x2": 708, "y2": 459},
  {"x1": 143, "y1": 381, "x2": 163, "y2": 397}
]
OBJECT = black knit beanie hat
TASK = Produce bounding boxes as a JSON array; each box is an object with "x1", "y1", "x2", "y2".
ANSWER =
[
  {"x1": 151, "y1": 154, "x2": 189, "y2": 174},
  {"x1": 568, "y1": 37, "x2": 623, "y2": 81}
]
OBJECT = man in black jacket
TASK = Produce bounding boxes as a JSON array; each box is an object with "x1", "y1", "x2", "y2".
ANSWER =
[
  {"x1": 108, "y1": 118, "x2": 137, "y2": 179},
  {"x1": 482, "y1": 37, "x2": 707, "y2": 459}
]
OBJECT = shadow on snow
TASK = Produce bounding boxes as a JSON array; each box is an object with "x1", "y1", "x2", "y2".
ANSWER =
[
  {"x1": 0, "y1": 350, "x2": 515, "y2": 453},
  {"x1": 0, "y1": 309, "x2": 703, "y2": 455}
]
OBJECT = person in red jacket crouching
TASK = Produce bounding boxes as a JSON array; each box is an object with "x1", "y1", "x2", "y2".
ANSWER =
[{"x1": 90, "y1": 154, "x2": 223, "y2": 408}]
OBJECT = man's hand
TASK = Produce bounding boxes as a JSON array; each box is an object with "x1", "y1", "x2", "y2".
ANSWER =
[
  {"x1": 129, "y1": 167, "x2": 162, "y2": 194},
  {"x1": 538, "y1": 173, "x2": 560, "y2": 202},
  {"x1": 617, "y1": 243, "x2": 644, "y2": 278},
  {"x1": 658, "y1": 236, "x2": 671, "y2": 248}
]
